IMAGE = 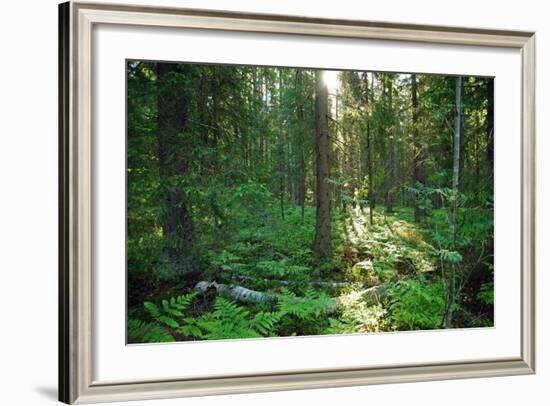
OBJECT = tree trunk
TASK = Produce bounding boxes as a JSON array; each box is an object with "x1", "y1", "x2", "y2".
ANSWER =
[
  {"x1": 486, "y1": 78, "x2": 494, "y2": 180},
  {"x1": 445, "y1": 75, "x2": 463, "y2": 328},
  {"x1": 157, "y1": 63, "x2": 200, "y2": 279},
  {"x1": 411, "y1": 74, "x2": 426, "y2": 222},
  {"x1": 385, "y1": 75, "x2": 395, "y2": 213},
  {"x1": 296, "y1": 71, "x2": 307, "y2": 222},
  {"x1": 287, "y1": 118, "x2": 297, "y2": 204},
  {"x1": 365, "y1": 73, "x2": 375, "y2": 225},
  {"x1": 252, "y1": 67, "x2": 262, "y2": 164},
  {"x1": 459, "y1": 80, "x2": 466, "y2": 186},
  {"x1": 313, "y1": 71, "x2": 332, "y2": 260},
  {"x1": 278, "y1": 69, "x2": 285, "y2": 220},
  {"x1": 335, "y1": 89, "x2": 347, "y2": 211}
]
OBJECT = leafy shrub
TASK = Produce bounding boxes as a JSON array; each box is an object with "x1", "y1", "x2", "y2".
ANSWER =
[{"x1": 405, "y1": 182, "x2": 435, "y2": 215}]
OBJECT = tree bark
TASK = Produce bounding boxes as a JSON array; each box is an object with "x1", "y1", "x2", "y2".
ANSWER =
[
  {"x1": 365, "y1": 73, "x2": 375, "y2": 225},
  {"x1": 234, "y1": 275, "x2": 351, "y2": 289},
  {"x1": 411, "y1": 74, "x2": 426, "y2": 222},
  {"x1": 486, "y1": 78, "x2": 494, "y2": 180},
  {"x1": 296, "y1": 71, "x2": 307, "y2": 222},
  {"x1": 445, "y1": 75, "x2": 463, "y2": 328},
  {"x1": 195, "y1": 281, "x2": 387, "y2": 310},
  {"x1": 385, "y1": 75, "x2": 395, "y2": 213},
  {"x1": 157, "y1": 63, "x2": 200, "y2": 278},
  {"x1": 278, "y1": 69, "x2": 286, "y2": 220},
  {"x1": 313, "y1": 71, "x2": 332, "y2": 260}
]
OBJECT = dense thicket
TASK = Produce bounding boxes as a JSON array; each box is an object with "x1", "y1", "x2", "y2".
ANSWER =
[{"x1": 127, "y1": 61, "x2": 494, "y2": 342}]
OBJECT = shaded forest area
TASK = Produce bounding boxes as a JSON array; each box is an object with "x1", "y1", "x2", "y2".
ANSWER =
[{"x1": 127, "y1": 61, "x2": 494, "y2": 343}]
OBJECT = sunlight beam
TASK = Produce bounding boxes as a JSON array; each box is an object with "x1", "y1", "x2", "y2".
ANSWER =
[{"x1": 322, "y1": 70, "x2": 340, "y2": 94}]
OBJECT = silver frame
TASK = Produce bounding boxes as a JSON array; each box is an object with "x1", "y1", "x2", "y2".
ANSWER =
[{"x1": 59, "y1": 1, "x2": 536, "y2": 404}]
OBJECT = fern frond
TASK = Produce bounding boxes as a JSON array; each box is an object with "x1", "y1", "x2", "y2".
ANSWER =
[
  {"x1": 278, "y1": 289, "x2": 332, "y2": 319},
  {"x1": 158, "y1": 315, "x2": 179, "y2": 328},
  {"x1": 194, "y1": 297, "x2": 279, "y2": 340},
  {"x1": 127, "y1": 319, "x2": 174, "y2": 343},
  {"x1": 250, "y1": 312, "x2": 281, "y2": 335},
  {"x1": 144, "y1": 301, "x2": 161, "y2": 318},
  {"x1": 141, "y1": 292, "x2": 200, "y2": 337}
]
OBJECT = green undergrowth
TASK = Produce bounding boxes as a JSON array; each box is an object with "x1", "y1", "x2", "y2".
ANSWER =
[{"x1": 128, "y1": 198, "x2": 492, "y2": 343}]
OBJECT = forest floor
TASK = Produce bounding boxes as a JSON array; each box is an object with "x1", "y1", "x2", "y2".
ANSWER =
[{"x1": 128, "y1": 202, "x2": 493, "y2": 343}]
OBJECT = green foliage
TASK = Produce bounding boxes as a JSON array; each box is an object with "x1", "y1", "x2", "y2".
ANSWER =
[
  {"x1": 134, "y1": 293, "x2": 283, "y2": 342},
  {"x1": 255, "y1": 261, "x2": 310, "y2": 285},
  {"x1": 195, "y1": 297, "x2": 281, "y2": 340},
  {"x1": 127, "y1": 61, "x2": 494, "y2": 341},
  {"x1": 406, "y1": 183, "x2": 435, "y2": 214},
  {"x1": 387, "y1": 276, "x2": 446, "y2": 330},
  {"x1": 127, "y1": 319, "x2": 174, "y2": 343},
  {"x1": 477, "y1": 282, "x2": 494, "y2": 305},
  {"x1": 129, "y1": 200, "x2": 492, "y2": 342},
  {"x1": 278, "y1": 287, "x2": 333, "y2": 319},
  {"x1": 438, "y1": 249, "x2": 463, "y2": 264},
  {"x1": 341, "y1": 207, "x2": 437, "y2": 279},
  {"x1": 144, "y1": 292, "x2": 198, "y2": 330},
  {"x1": 329, "y1": 290, "x2": 388, "y2": 334},
  {"x1": 230, "y1": 183, "x2": 273, "y2": 209}
]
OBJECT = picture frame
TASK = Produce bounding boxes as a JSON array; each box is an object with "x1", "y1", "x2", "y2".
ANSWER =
[{"x1": 59, "y1": 1, "x2": 535, "y2": 404}]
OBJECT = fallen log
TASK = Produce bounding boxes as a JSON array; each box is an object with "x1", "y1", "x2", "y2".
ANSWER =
[
  {"x1": 194, "y1": 281, "x2": 387, "y2": 312},
  {"x1": 234, "y1": 275, "x2": 351, "y2": 289},
  {"x1": 195, "y1": 281, "x2": 277, "y2": 304}
]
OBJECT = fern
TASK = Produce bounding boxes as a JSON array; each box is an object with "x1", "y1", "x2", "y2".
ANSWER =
[
  {"x1": 387, "y1": 276, "x2": 446, "y2": 330},
  {"x1": 136, "y1": 293, "x2": 280, "y2": 341},
  {"x1": 144, "y1": 292, "x2": 198, "y2": 331},
  {"x1": 127, "y1": 319, "x2": 174, "y2": 343},
  {"x1": 278, "y1": 287, "x2": 333, "y2": 319},
  {"x1": 327, "y1": 292, "x2": 388, "y2": 334},
  {"x1": 249, "y1": 311, "x2": 281, "y2": 335},
  {"x1": 179, "y1": 321, "x2": 203, "y2": 338},
  {"x1": 194, "y1": 297, "x2": 280, "y2": 340}
]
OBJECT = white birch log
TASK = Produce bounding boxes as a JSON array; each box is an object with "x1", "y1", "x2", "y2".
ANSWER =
[
  {"x1": 194, "y1": 281, "x2": 277, "y2": 304},
  {"x1": 194, "y1": 281, "x2": 387, "y2": 312}
]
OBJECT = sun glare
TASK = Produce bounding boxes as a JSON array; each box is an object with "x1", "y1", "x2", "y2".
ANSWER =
[{"x1": 323, "y1": 70, "x2": 340, "y2": 94}]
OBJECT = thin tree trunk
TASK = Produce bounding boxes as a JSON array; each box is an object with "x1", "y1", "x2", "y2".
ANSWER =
[
  {"x1": 252, "y1": 66, "x2": 262, "y2": 164},
  {"x1": 299, "y1": 148, "x2": 306, "y2": 222},
  {"x1": 445, "y1": 75, "x2": 463, "y2": 328},
  {"x1": 335, "y1": 89, "x2": 346, "y2": 211},
  {"x1": 486, "y1": 78, "x2": 494, "y2": 180},
  {"x1": 365, "y1": 73, "x2": 375, "y2": 225},
  {"x1": 386, "y1": 75, "x2": 395, "y2": 213},
  {"x1": 278, "y1": 69, "x2": 285, "y2": 220},
  {"x1": 459, "y1": 80, "x2": 466, "y2": 187},
  {"x1": 313, "y1": 71, "x2": 332, "y2": 260},
  {"x1": 287, "y1": 118, "x2": 296, "y2": 204},
  {"x1": 296, "y1": 71, "x2": 307, "y2": 222},
  {"x1": 411, "y1": 74, "x2": 426, "y2": 222}
]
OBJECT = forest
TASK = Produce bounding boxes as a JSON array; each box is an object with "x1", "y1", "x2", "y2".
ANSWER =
[{"x1": 127, "y1": 61, "x2": 494, "y2": 343}]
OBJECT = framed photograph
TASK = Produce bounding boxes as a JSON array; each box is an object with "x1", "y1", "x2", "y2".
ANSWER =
[{"x1": 59, "y1": 1, "x2": 535, "y2": 403}]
